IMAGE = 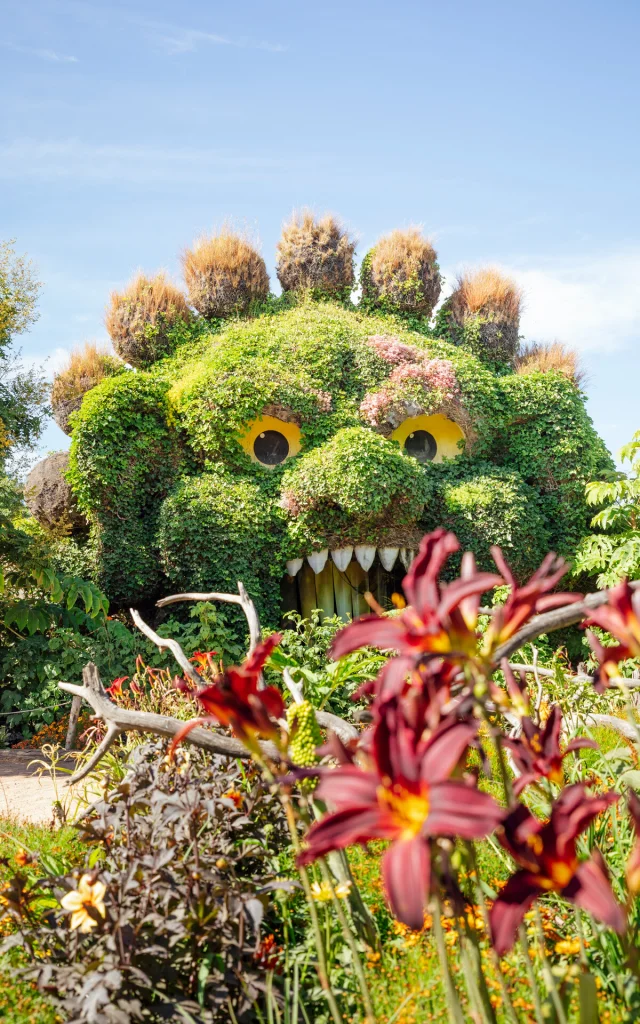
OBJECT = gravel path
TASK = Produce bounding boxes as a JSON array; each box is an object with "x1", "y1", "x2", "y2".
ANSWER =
[{"x1": 0, "y1": 750, "x2": 80, "y2": 823}]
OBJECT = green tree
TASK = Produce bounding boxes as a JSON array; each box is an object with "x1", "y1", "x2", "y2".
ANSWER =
[
  {"x1": 574, "y1": 430, "x2": 640, "y2": 587},
  {"x1": 0, "y1": 239, "x2": 48, "y2": 463}
]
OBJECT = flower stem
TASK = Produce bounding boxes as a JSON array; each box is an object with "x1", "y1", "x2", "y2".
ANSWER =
[
  {"x1": 519, "y1": 923, "x2": 545, "y2": 1024},
  {"x1": 534, "y1": 906, "x2": 567, "y2": 1024},
  {"x1": 433, "y1": 896, "x2": 466, "y2": 1024},
  {"x1": 317, "y1": 857, "x2": 377, "y2": 1022},
  {"x1": 467, "y1": 843, "x2": 519, "y2": 1024}
]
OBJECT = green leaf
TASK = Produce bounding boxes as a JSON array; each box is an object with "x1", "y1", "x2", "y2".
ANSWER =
[{"x1": 579, "y1": 972, "x2": 599, "y2": 1024}]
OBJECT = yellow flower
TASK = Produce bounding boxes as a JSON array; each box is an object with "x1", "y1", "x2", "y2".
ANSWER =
[
  {"x1": 554, "y1": 938, "x2": 581, "y2": 957},
  {"x1": 310, "y1": 880, "x2": 351, "y2": 902},
  {"x1": 60, "y1": 875, "x2": 106, "y2": 933}
]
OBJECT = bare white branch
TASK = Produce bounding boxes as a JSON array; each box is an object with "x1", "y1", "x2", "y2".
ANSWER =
[
  {"x1": 130, "y1": 608, "x2": 202, "y2": 685},
  {"x1": 155, "y1": 581, "x2": 261, "y2": 653}
]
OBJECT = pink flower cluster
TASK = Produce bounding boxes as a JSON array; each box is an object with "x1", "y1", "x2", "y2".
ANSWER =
[
  {"x1": 314, "y1": 390, "x2": 333, "y2": 413},
  {"x1": 280, "y1": 490, "x2": 302, "y2": 516},
  {"x1": 360, "y1": 355, "x2": 459, "y2": 428},
  {"x1": 366, "y1": 334, "x2": 419, "y2": 365}
]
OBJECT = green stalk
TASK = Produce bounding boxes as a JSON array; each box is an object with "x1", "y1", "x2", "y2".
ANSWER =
[
  {"x1": 317, "y1": 857, "x2": 377, "y2": 1022},
  {"x1": 453, "y1": 913, "x2": 493, "y2": 1024},
  {"x1": 468, "y1": 843, "x2": 519, "y2": 1024},
  {"x1": 534, "y1": 905, "x2": 567, "y2": 1024},
  {"x1": 519, "y1": 923, "x2": 545, "y2": 1024},
  {"x1": 433, "y1": 896, "x2": 466, "y2": 1024},
  {"x1": 280, "y1": 793, "x2": 343, "y2": 1024}
]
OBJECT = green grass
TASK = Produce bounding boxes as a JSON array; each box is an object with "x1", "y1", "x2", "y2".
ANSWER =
[{"x1": 0, "y1": 816, "x2": 82, "y2": 1024}]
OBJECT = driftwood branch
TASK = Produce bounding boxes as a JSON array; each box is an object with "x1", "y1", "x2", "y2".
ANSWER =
[
  {"x1": 493, "y1": 580, "x2": 640, "y2": 664},
  {"x1": 130, "y1": 608, "x2": 202, "y2": 686},
  {"x1": 156, "y1": 582, "x2": 261, "y2": 654},
  {"x1": 59, "y1": 663, "x2": 279, "y2": 785}
]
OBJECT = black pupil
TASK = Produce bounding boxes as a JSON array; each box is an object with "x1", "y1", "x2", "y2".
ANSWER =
[
  {"x1": 253, "y1": 430, "x2": 289, "y2": 465},
  {"x1": 404, "y1": 430, "x2": 437, "y2": 464}
]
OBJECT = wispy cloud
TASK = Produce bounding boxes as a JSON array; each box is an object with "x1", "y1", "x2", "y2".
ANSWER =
[
  {"x1": 3, "y1": 43, "x2": 78, "y2": 63},
  {"x1": 149, "y1": 24, "x2": 287, "y2": 56},
  {"x1": 0, "y1": 138, "x2": 287, "y2": 184},
  {"x1": 441, "y1": 248, "x2": 640, "y2": 354}
]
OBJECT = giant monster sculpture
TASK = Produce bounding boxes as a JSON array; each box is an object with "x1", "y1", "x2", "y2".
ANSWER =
[{"x1": 28, "y1": 214, "x2": 612, "y2": 631}]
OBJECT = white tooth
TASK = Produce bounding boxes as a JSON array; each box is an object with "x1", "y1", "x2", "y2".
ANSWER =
[
  {"x1": 331, "y1": 546, "x2": 353, "y2": 572},
  {"x1": 400, "y1": 548, "x2": 415, "y2": 570},
  {"x1": 307, "y1": 549, "x2": 329, "y2": 574},
  {"x1": 355, "y1": 545, "x2": 376, "y2": 571},
  {"x1": 286, "y1": 558, "x2": 303, "y2": 577},
  {"x1": 378, "y1": 547, "x2": 399, "y2": 571}
]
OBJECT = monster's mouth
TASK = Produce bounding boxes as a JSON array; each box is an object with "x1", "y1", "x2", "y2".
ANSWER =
[{"x1": 281, "y1": 543, "x2": 415, "y2": 622}]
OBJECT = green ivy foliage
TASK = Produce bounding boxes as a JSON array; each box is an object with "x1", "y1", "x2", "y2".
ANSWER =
[
  {"x1": 574, "y1": 430, "x2": 640, "y2": 587},
  {"x1": 281, "y1": 427, "x2": 430, "y2": 549},
  {"x1": 157, "y1": 472, "x2": 286, "y2": 626},
  {"x1": 420, "y1": 460, "x2": 550, "y2": 579},
  {"x1": 68, "y1": 372, "x2": 181, "y2": 602},
  {"x1": 64, "y1": 299, "x2": 613, "y2": 622}
]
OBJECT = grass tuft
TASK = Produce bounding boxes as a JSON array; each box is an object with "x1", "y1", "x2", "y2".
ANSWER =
[
  {"x1": 276, "y1": 209, "x2": 356, "y2": 297},
  {"x1": 51, "y1": 342, "x2": 121, "y2": 433},
  {"x1": 450, "y1": 267, "x2": 522, "y2": 323},
  {"x1": 105, "y1": 271, "x2": 191, "y2": 367},
  {"x1": 515, "y1": 340, "x2": 586, "y2": 388},
  {"x1": 182, "y1": 229, "x2": 269, "y2": 318}
]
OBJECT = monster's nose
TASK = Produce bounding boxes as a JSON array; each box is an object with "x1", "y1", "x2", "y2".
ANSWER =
[{"x1": 279, "y1": 427, "x2": 431, "y2": 620}]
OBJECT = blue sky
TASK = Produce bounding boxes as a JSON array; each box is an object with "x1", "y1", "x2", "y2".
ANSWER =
[{"x1": 2, "y1": 0, "x2": 640, "y2": 464}]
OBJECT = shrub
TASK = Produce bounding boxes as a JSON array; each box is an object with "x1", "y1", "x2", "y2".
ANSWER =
[
  {"x1": 50, "y1": 343, "x2": 122, "y2": 434},
  {"x1": 275, "y1": 210, "x2": 356, "y2": 298},
  {"x1": 182, "y1": 230, "x2": 269, "y2": 318},
  {"x1": 438, "y1": 266, "x2": 522, "y2": 365},
  {"x1": 105, "y1": 272, "x2": 191, "y2": 368},
  {"x1": 281, "y1": 426, "x2": 430, "y2": 549},
  {"x1": 515, "y1": 339, "x2": 585, "y2": 387},
  {"x1": 3, "y1": 741, "x2": 289, "y2": 1023},
  {"x1": 360, "y1": 228, "x2": 441, "y2": 317}
]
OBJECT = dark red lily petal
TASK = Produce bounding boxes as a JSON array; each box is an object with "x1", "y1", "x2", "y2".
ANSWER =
[
  {"x1": 512, "y1": 771, "x2": 539, "y2": 798},
  {"x1": 382, "y1": 836, "x2": 430, "y2": 932},
  {"x1": 564, "y1": 857, "x2": 626, "y2": 933},
  {"x1": 243, "y1": 633, "x2": 282, "y2": 675},
  {"x1": 331, "y1": 615, "x2": 405, "y2": 659},
  {"x1": 535, "y1": 592, "x2": 583, "y2": 612},
  {"x1": 403, "y1": 529, "x2": 460, "y2": 611},
  {"x1": 297, "y1": 806, "x2": 396, "y2": 865},
  {"x1": 167, "y1": 716, "x2": 211, "y2": 758},
  {"x1": 438, "y1": 572, "x2": 504, "y2": 621},
  {"x1": 490, "y1": 870, "x2": 539, "y2": 955},
  {"x1": 563, "y1": 738, "x2": 598, "y2": 755},
  {"x1": 419, "y1": 719, "x2": 479, "y2": 783},
  {"x1": 316, "y1": 766, "x2": 380, "y2": 809},
  {"x1": 426, "y1": 781, "x2": 503, "y2": 839}
]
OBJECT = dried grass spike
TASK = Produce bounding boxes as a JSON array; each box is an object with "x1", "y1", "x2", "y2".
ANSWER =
[
  {"x1": 446, "y1": 267, "x2": 522, "y2": 364},
  {"x1": 105, "y1": 272, "x2": 191, "y2": 368},
  {"x1": 182, "y1": 231, "x2": 269, "y2": 319},
  {"x1": 276, "y1": 210, "x2": 356, "y2": 298},
  {"x1": 51, "y1": 342, "x2": 122, "y2": 434},
  {"x1": 361, "y1": 228, "x2": 441, "y2": 317},
  {"x1": 515, "y1": 341, "x2": 585, "y2": 388}
]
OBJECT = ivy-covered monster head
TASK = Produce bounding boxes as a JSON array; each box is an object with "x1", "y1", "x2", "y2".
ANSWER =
[{"x1": 37, "y1": 217, "x2": 611, "y2": 628}]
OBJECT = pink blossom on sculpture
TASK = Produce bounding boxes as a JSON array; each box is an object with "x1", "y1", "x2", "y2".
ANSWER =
[
  {"x1": 359, "y1": 357, "x2": 459, "y2": 427},
  {"x1": 367, "y1": 335, "x2": 419, "y2": 365},
  {"x1": 314, "y1": 390, "x2": 333, "y2": 413},
  {"x1": 280, "y1": 490, "x2": 301, "y2": 516}
]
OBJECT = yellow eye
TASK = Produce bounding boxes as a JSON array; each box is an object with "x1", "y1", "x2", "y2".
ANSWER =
[
  {"x1": 391, "y1": 413, "x2": 464, "y2": 464},
  {"x1": 238, "y1": 416, "x2": 301, "y2": 467}
]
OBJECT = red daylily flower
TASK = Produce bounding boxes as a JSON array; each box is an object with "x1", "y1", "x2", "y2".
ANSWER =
[
  {"x1": 625, "y1": 790, "x2": 640, "y2": 895},
  {"x1": 584, "y1": 580, "x2": 640, "y2": 690},
  {"x1": 298, "y1": 706, "x2": 503, "y2": 930},
  {"x1": 504, "y1": 705, "x2": 596, "y2": 796},
  {"x1": 173, "y1": 635, "x2": 284, "y2": 753},
  {"x1": 490, "y1": 785, "x2": 624, "y2": 954},
  {"x1": 330, "y1": 531, "x2": 581, "y2": 711},
  {"x1": 331, "y1": 530, "x2": 503, "y2": 705},
  {"x1": 482, "y1": 549, "x2": 582, "y2": 656},
  {"x1": 106, "y1": 676, "x2": 128, "y2": 697}
]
